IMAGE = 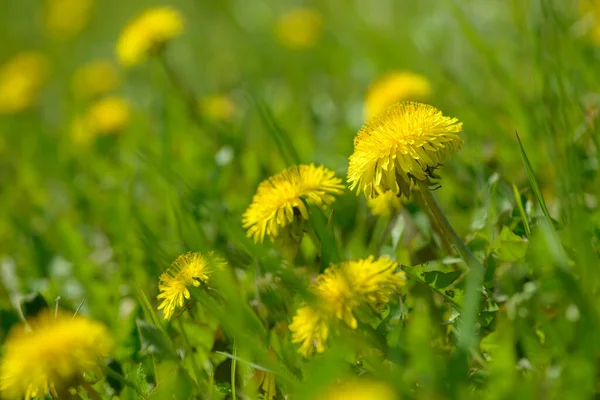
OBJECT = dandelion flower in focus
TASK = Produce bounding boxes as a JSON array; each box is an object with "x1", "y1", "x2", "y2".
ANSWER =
[
  {"x1": 157, "y1": 252, "x2": 225, "y2": 320},
  {"x1": 243, "y1": 164, "x2": 344, "y2": 243},
  {"x1": 365, "y1": 71, "x2": 431, "y2": 120},
  {"x1": 368, "y1": 190, "x2": 402, "y2": 217},
  {"x1": 44, "y1": 0, "x2": 94, "y2": 39},
  {"x1": 72, "y1": 60, "x2": 120, "y2": 99},
  {"x1": 275, "y1": 7, "x2": 323, "y2": 50},
  {"x1": 317, "y1": 379, "x2": 398, "y2": 400},
  {"x1": 200, "y1": 94, "x2": 236, "y2": 121},
  {"x1": 0, "y1": 311, "x2": 112, "y2": 400},
  {"x1": 0, "y1": 52, "x2": 49, "y2": 114},
  {"x1": 348, "y1": 101, "x2": 463, "y2": 200},
  {"x1": 116, "y1": 7, "x2": 184, "y2": 67},
  {"x1": 289, "y1": 256, "x2": 404, "y2": 356}
]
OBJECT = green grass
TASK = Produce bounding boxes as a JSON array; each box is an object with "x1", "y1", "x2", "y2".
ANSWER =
[{"x1": 1, "y1": 0, "x2": 600, "y2": 399}]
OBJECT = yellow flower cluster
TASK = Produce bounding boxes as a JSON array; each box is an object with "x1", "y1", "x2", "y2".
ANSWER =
[
  {"x1": 0, "y1": 52, "x2": 49, "y2": 115},
  {"x1": 44, "y1": 0, "x2": 94, "y2": 39},
  {"x1": 72, "y1": 96, "x2": 131, "y2": 145},
  {"x1": 116, "y1": 7, "x2": 184, "y2": 67},
  {"x1": 365, "y1": 71, "x2": 431, "y2": 121},
  {"x1": 348, "y1": 101, "x2": 463, "y2": 200},
  {"x1": 368, "y1": 190, "x2": 403, "y2": 217},
  {"x1": 243, "y1": 164, "x2": 344, "y2": 243},
  {"x1": 157, "y1": 252, "x2": 226, "y2": 320},
  {"x1": 289, "y1": 256, "x2": 405, "y2": 356},
  {"x1": 0, "y1": 311, "x2": 112, "y2": 400}
]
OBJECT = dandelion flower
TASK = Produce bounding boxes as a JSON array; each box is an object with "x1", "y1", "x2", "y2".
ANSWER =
[
  {"x1": 200, "y1": 94, "x2": 236, "y2": 121},
  {"x1": 72, "y1": 60, "x2": 120, "y2": 99},
  {"x1": 44, "y1": 0, "x2": 93, "y2": 39},
  {"x1": 116, "y1": 7, "x2": 184, "y2": 67},
  {"x1": 289, "y1": 305, "x2": 330, "y2": 357},
  {"x1": 157, "y1": 252, "x2": 225, "y2": 320},
  {"x1": 367, "y1": 190, "x2": 402, "y2": 217},
  {"x1": 317, "y1": 379, "x2": 398, "y2": 400},
  {"x1": 348, "y1": 101, "x2": 463, "y2": 200},
  {"x1": 365, "y1": 71, "x2": 431, "y2": 120},
  {"x1": 86, "y1": 96, "x2": 131, "y2": 134},
  {"x1": 289, "y1": 256, "x2": 405, "y2": 356},
  {"x1": 0, "y1": 52, "x2": 49, "y2": 114},
  {"x1": 0, "y1": 311, "x2": 112, "y2": 400},
  {"x1": 275, "y1": 7, "x2": 323, "y2": 50},
  {"x1": 243, "y1": 164, "x2": 344, "y2": 243}
]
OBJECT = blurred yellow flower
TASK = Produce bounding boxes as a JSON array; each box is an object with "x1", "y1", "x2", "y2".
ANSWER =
[
  {"x1": 317, "y1": 379, "x2": 398, "y2": 400},
  {"x1": 581, "y1": 0, "x2": 600, "y2": 45},
  {"x1": 72, "y1": 60, "x2": 120, "y2": 99},
  {"x1": 290, "y1": 256, "x2": 405, "y2": 356},
  {"x1": 348, "y1": 101, "x2": 463, "y2": 200},
  {"x1": 116, "y1": 7, "x2": 184, "y2": 67},
  {"x1": 44, "y1": 0, "x2": 94, "y2": 39},
  {"x1": 365, "y1": 71, "x2": 431, "y2": 120},
  {"x1": 368, "y1": 190, "x2": 402, "y2": 217},
  {"x1": 200, "y1": 94, "x2": 236, "y2": 121},
  {"x1": 0, "y1": 311, "x2": 112, "y2": 400},
  {"x1": 275, "y1": 7, "x2": 323, "y2": 50},
  {"x1": 157, "y1": 252, "x2": 225, "y2": 320},
  {"x1": 0, "y1": 52, "x2": 49, "y2": 114},
  {"x1": 243, "y1": 164, "x2": 344, "y2": 243},
  {"x1": 86, "y1": 96, "x2": 131, "y2": 134}
]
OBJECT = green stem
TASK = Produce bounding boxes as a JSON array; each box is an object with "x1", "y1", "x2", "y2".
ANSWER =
[
  {"x1": 231, "y1": 342, "x2": 238, "y2": 400},
  {"x1": 417, "y1": 181, "x2": 485, "y2": 272}
]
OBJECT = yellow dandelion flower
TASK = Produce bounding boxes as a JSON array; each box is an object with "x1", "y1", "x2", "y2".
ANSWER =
[
  {"x1": 116, "y1": 7, "x2": 184, "y2": 67},
  {"x1": 365, "y1": 71, "x2": 431, "y2": 121},
  {"x1": 86, "y1": 96, "x2": 131, "y2": 134},
  {"x1": 157, "y1": 252, "x2": 225, "y2": 320},
  {"x1": 289, "y1": 256, "x2": 405, "y2": 356},
  {"x1": 275, "y1": 7, "x2": 323, "y2": 50},
  {"x1": 348, "y1": 101, "x2": 463, "y2": 200},
  {"x1": 44, "y1": 0, "x2": 94, "y2": 39},
  {"x1": 72, "y1": 60, "x2": 120, "y2": 99},
  {"x1": 0, "y1": 52, "x2": 49, "y2": 114},
  {"x1": 289, "y1": 305, "x2": 330, "y2": 357},
  {"x1": 200, "y1": 94, "x2": 236, "y2": 121},
  {"x1": 0, "y1": 311, "x2": 112, "y2": 400},
  {"x1": 367, "y1": 190, "x2": 402, "y2": 217},
  {"x1": 242, "y1": 164, "x2": 344, "y2": 243},
  {"x1": 317, "y1": 379, "x2": 398, "y2": 400}
]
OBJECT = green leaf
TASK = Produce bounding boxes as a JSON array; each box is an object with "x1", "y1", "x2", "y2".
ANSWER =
[
  {"x1": 0, "y1": 309, "x2": 20, "y2": 341},
  {"x1": 149, "y1": 363, "x2": 195, "y2": 399},
  {"x1": 403, "y1": 265, "x2": 464, "y2": 309},
  {"x1": 307, "y1": 205, "x2": 340, "y2": 273},
  {"x1": 422, "y1": 270, "x2": 462, "y2": 289},
  {"x1": 137, "y1": 320, "x2": 178, "y2": 361},
  {"x1": 490, "y1": 226, "x2": 529, "y2": 262}
]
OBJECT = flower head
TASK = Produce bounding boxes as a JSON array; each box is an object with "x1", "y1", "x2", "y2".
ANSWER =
[
  {"x1": 365, "y1": 71, "x2": 431, "y2": 121},
  {"x1": 289, "y1": 256, "x2": 405, "y2": 356},
  {"x1": 368, "y1": 190, "x2": 402, "y2": 217},
  {"x1": 44, "y1": 0, "x2": 93, "y2": 39},
  {"x1": 348, "y1": 101, "x2": 463, "y2": 200},
  {"x1": 72, "y1": 60, "x2": 120, "y2": 99},
  {"x1": 0, "y1": 52, "x2": 49, "y2": 114},
  {"x1": 0, "y1": 311, "x2": 112, "y2": 400},
  {"x1": 317, "y1": 379, "x2": 398, "y2": 400},
  {"x1": 157, "y1": 252, "x2": 225, "y2": 320},
  {"x1": 243, "y1": 164, "x2": 344, "y2": 243},
  {"x1": 72, "y1": 96, "x2": 131, "y2": 145},
  {"x1": 200, "y1": 94, "x2": 236, "y2": 121},
  {"x1": 116, "y1": 7, "x2": 184, "y2": 67},
  {"x1": 275, "y1": 7, "x2": 323, "y2": 50}
]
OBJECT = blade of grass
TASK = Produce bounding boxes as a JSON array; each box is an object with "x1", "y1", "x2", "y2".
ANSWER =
[{"x1": 512, "y1": 183, "x2": 531, "y2": 237}]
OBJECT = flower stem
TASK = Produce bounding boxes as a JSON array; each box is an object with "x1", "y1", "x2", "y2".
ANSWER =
[
  {"x1": 231, "y1": 342, "x2": 238, "y2": 400},
  {"x1": 416, "y1": 181, "x2": 485, "y2": 271}
]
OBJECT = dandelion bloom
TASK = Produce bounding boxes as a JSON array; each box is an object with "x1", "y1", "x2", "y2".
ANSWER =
[
  {"x1": 275, "y1": 7, "x2": 323, "y2": 50},
  {"x1": 44, "y1": 0, "x2": 94, "y2": 39},
  {"x1": 365, "y1": 71, "x2": 431, "y2": 120},
  {"x1": 0, "y1": 52, "x2": 49, "y2": 114},
  {"x1": 243, "y1": 164, "x2": 344, "y2": 243},
  {"x1": 368, "y1": 190, "x2": 402, "y2": 217},
  {"x1": 200, "y1": 94, "x2": 236, "y2": 121},
  {"x1": 116, "y1": 7, "x2": 184, "y2": 67},
  {"x1": 348, "y1": 101, "x2": 463, "y2": 200},
  {"x1": 72, "y1": 60, "x2": 120, "y2": 99},
  {"x1": 317, "y1": 379, "x2": 398, "y2": 400},
  {"x1": 290, "y1": 256, "x2": 405, "y2": 356},
  {"x1": 0, "y1": 311, "x2": 112, "y2": 399},
  {"x1": 157, "y1": 252, "x2": 225, "y2": 320},
  {"x1": 86, "y1": 96, "x2": 131, "y2": 134}
]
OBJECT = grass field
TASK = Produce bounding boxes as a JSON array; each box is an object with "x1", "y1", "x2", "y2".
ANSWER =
[{"x1": 1, "y1": 0, "x2": 600, "y2": 399}]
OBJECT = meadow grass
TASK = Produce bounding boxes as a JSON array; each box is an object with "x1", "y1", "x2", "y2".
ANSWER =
[{"x1": 1, "y1": 0, "x2": 599, "y2": 399}]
